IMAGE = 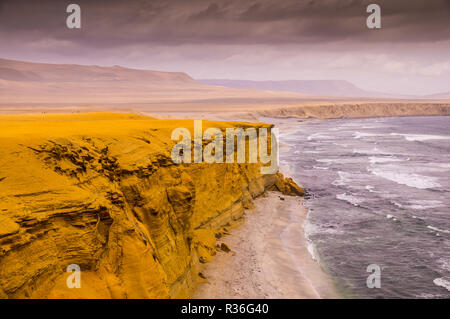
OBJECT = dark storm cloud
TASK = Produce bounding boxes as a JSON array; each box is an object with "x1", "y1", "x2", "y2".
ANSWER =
[
  {"x1": 0, "y1": 0, "x2": 449, "y2": 48},
  {"x1": 0, "y1": 0, "x2": 449, "y2": 96},
  {"x1": 188, "y1": 2, "x2": 225, "y2": 21}
]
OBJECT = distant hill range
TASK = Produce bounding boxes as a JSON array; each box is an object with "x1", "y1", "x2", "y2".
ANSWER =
[
  {"x1": 0, "y1": 58, "x2": 195, "y2": 83},
  {"x1": 199, "y1": 79, "x2": 417, "y2": 98},
  {"x1": 0, "y1": 58, "x2": 448, "y2": 113},
  {"x1": 0, "y1": 58, "x2": 317, "y2": 109},
  {"x1": 423, "y1": 92, "x2": 450, "y2": 99}
]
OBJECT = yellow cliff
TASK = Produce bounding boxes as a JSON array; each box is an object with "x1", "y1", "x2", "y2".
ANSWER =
[{"x1": 0, "y1": 113, "x2": 303, "y2": 299}]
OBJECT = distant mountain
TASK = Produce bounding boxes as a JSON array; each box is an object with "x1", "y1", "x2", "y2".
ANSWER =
[
  {"x1": 423, "y1": 92, "x2": 450, "y2": 99},
  {"x1": 199, "y1": 79, "x2": 407, "y2": 98},
  {"x1": 0, "y1": 58, "x2": 315, "y2": 108},
  {"x1": 0, "y1": 58, "x2": 195, "y2": 83}
]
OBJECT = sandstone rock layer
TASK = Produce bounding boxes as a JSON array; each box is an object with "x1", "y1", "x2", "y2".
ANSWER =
[{"x1": 0, "y1": 113, "x2": 298, "y2": 298}]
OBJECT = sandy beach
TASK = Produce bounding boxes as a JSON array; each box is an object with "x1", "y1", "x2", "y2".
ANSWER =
[{"x1": 194, "y1": 192, "x2": 340, "y2": 299}]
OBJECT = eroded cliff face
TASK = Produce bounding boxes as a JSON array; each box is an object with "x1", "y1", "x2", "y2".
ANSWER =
[
  {"x1": 258, "y1": 102, "x2": 450, "y2": 119},
  {"x1": 0, "y1": 113, "x2": 302, "y2": 299}
]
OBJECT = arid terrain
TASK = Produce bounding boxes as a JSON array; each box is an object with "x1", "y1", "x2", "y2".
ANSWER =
[
  {"x1": 0, "y1": 112, "x2": 305, "y2": 298},
  {"x1": 0, "y1": 59, "x2": 449, "y2": 299},
  {"x1": 1, "y1": 59, "x2": 449, "y2": 119}
]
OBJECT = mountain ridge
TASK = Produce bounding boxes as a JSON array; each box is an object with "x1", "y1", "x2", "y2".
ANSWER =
[
  {"x1": 423, "y1": 92, "x2": 450, "y2": 99},
  {"x1": 199, "y1": 79, "x2": 414, "y2": 99},
  {"x1": 0, "y1": 58, "x2": 449, "y2": 115},
  {"x1": 0, "y1": 58, "x2": 195, "y2": 83}
]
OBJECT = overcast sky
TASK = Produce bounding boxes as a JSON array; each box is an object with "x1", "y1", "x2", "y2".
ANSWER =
[{"x1": 0, "y1": 0, "x2": 449, "y2": 95}]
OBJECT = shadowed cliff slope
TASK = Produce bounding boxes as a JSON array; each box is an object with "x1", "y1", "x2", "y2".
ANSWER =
[{"x1": 0, "y1": 113, "x2": 302, "y2": 298}]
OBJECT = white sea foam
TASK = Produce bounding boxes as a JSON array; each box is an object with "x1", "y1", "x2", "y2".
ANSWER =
[
  {"x1": 336, "y1": 193, "x2": 363, "y2": 206},
  {"x1": 307, "y1": 133, "x2": 335, "y2": 141},
  {"x1": 433, "y1": 277, "x2": 450, "y2": 291},
  {"x1": 303, "y1": 219, "x2": 341, "y2": 236},
  {"x1": 427, "y1": 225, "x2": 450, "y2": 234},
  {"x1": 339, "y1": 122, "x2": 366, "y2": 128},
  {"x1": 302, "y1": 218, "x2": 319, "y2": 262},
  {"x1": 332, "y1": 171, "x2": 353, "y2": 186},
  {"x1": 306, "y1": 242, "x2": 318, "y2": 261},
  {"x1": 391, "y1": 201, "x2": 403, "y2": 208},
  {"x1": 332, "y1": 171, "x2": 373, "y2": 188},
  {"x1": 313, "y1": 166, "x2": 329, "y2": 170},
  {"x1": 437, "y1": 258, "x2": 450, "y2": 272},
  {"x1": 315, "y1": 158, "x2": 337, "y2": 164},
  {"x1": 390, "y1": 133, "x2": 450, "y2": 142},
  {"x1": 434, "y1": 163, "x2": 450, "y2": 169},
  {"x1": 353, "y1": 132, "x2": 380, "y2": 139},
  {"x1": 332, "y1": 142, "x2": 351, "y2": 148},
  {"x1": 365, "y1": 185, "x2": 377, "y2": 193},
  {"x1": 408, "y1": 200, "x2": 444, "y2": 210},
  {"x1": 386, "y1": 214, "x2": 398, "y2": 221},
  {"x1": 368, "y1": 156, "x2": 403, "y2": 164},
  {"x1": 392, "y1": 199, "x2": 444, "y2": 210},
  {"x1": 353, "y1": 147, "x2": 385, "y2": 155},
  {"x1": 369, "y1": 168, "x2": 441, "y2": 189},
  {"x1": 415, "y1": 293, "x2": 440, "y2": 299}
]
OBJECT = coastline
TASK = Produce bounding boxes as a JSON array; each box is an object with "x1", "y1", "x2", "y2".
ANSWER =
[{"x1": 194, "y1": 192, "x2": 340, "y2": 299}]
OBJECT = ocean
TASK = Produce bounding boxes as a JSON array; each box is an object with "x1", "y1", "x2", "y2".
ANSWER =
[{"x1": 278, "y1": 116, "x2": 450, "y2": 298}]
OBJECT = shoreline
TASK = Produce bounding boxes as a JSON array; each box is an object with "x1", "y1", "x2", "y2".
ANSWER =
[{"x1": 194, "y1": 192, "x2": 340, "y2": 299}]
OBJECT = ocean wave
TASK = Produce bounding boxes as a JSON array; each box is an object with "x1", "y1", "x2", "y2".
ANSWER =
[
  {"x1": 368, "y1": 167, "x2": 441, "y2": 189},
  {"x1": 332, "y1": 171, "x2": 375, "y2": 188},
  {"x1": 339, "y1": 122, "x2": 368, "y2": 128},
  {"x1": 352, "y1": 147, "x2": 385, "y2": 155},
  {"x1": 427, "y1": 225, "x2": 450, "y2": 234},
  {"x1": 307, "y1": 133, "x2": 335, "y2": 141},
  {"x1": 313, "y1": 166, "x2": 329, "y2": 170},
  {"x1": 361, "y1": 126, "x2": 382, "y2": 129},
  {"x1": 306, "y1": 242, "x2": 318, "y2": 262},
  {"x1": 303, "y1": 219, "x2": 342, "y2": 236},
  {"x1": 415, "y1": 293, "x2": 442, "y2": 299},
  {"x1": 333, "y1": 143, "x2": 350, "y2": 148},
  {"x1": 365, "y1": 185, "x2": 377, "y2": 193},
  {"x1": 409, "y1": 200, "x2": 445, "y2": 210},
  {"x1": 336, "y1": 193, "x2": 363, "y2": 206},
  {"x1": 353, "y1": 132, "x2": 381, "y2": 139},
  {"x1": 422, "y1": 162, "x2": 450, "y2": 171},
  {"x1": 391, "y1": 201, "x2": 403, "y2": 209},
  {"x1": 390, "y1": 133, "x2": 450, "y2": 142},
  {"x1": 437, "y1": 258, "x2": 450, "y2": 272},
  {"x1": 433, "y1": 277, "x2": 450, "y2": 292},
  {"x1": 368, "y1": 156, "x2": 404, "y2": 164},
  {"x1": 315, "y1": 158, "x2": 338, "y2": 164},
  {"x1": 386, "y1": 214, "x2": 398, "y2": 221},
  {"x1": 302, "y1": 219, "x2": 321, "y2": 262},
  {"x1": 391, "y1": 199, "x2": 444, "y2": 210},
  {"x1": 332, "y1": 171, "x2": 353, "y2": 186}
]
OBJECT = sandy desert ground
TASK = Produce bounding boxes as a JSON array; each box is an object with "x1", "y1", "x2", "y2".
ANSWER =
[{"x1": 1, "y1": 58, "x2": 449, "y2": 120}]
